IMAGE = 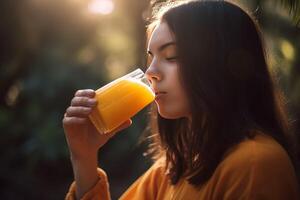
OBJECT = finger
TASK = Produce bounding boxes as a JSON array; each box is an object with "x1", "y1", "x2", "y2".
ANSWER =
[
  {"x1": 63, "y1": 116, "x2": 88, "y2": 125},
  {"x1": 75, "y1": 89, "x2": 96, "y2": 98},
  {"x1": 71, "y1": 96, "x2": 97, "y2": 107},
  {"x1": 66, "y1": 106, "x2": 92, "y2": 117}
]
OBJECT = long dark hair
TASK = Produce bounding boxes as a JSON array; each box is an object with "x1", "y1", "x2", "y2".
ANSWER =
[{"x1": 145, "y1": 0, "x2": 298, "y2": 186}]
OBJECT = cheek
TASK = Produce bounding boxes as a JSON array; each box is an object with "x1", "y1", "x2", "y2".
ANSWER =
[
  {"x1": 156, "y1": 93, "x2": 190, "y2": 119},
  {"x1": 157, "y1": 65, "x2": 190, "y2": 119}
]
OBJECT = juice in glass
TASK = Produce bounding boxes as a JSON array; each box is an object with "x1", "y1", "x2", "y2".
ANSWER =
[{"x1": 89, "y1": 69, "x2": 155, "y2": 134}]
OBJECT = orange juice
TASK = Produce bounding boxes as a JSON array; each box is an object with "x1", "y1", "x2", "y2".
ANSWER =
[{"x1": 89, "y1": 69, "x2": 154, "y2": 134}]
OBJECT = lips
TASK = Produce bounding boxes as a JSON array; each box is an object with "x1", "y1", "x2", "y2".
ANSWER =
[{"x1": 154, "y1": 91, "x2": 167, "y2": 101}]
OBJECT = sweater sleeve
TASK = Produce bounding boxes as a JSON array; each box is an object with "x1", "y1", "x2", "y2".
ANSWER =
[
  {"x1": 210, "y1": 135, "x2": 300, "y2": 200},
  {"x1": 65, "y1": 168, "x2": 111, "y2": 200}
]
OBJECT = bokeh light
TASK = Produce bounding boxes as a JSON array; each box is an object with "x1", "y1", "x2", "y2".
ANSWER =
[
  {"x1": 88, "y1": 0, "x2": 114, "y2": 15},
  {"x1": 280, "y1": 39, "x2": 295, "y2": 61}
]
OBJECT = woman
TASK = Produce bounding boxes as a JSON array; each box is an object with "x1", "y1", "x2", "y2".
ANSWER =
[{"x1": 63, "y1": 0, "x2": 300, "y2": 199}]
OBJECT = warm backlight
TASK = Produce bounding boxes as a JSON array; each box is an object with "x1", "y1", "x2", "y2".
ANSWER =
[{"x1": 88, "y1": 0, "x2": 114, "y2": 15}]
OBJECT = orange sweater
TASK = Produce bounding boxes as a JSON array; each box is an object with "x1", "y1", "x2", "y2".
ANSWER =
[{"x1": 65, "y1": 133, "x2": 300, "y2": 200}]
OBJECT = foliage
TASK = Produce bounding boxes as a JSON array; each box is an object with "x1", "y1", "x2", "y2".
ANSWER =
[
  {"x1": 0, "y1": 0, "x2": 299, "y2": 199},
  {"x1": 279, "y1": 0, "x2": 300, "y2": 26}
]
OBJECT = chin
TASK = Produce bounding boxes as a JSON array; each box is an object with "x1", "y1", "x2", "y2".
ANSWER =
[{"x1": 157, "y1": 107, "x2": 187, "y2": 119}]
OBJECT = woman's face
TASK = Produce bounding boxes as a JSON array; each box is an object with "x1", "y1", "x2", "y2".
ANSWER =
[{"x1": 145, "y1": 21, "x2": 191, "y2": 119}]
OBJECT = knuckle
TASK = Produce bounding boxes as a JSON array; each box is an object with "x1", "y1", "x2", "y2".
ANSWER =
[
  {"x1": 79, "y1": 97, "x2": 88, "y2": 104},
  {"x1": 75, "y1": 90, "x2": 83, "y2": 96},
  {"x1": 62, "y1": 117, "x2": 70, "y2": 125},
  {"x1": 71, "y1": 97, "x2": 77, "y2": 105},
  {"x1": 82, "y1": 107, "x2": 91, "y2": 114},
  {"x1": 66, "y1": 106, "x2": 72, "y2": 113},
  {"x1": 78, "y1": 107, "x2": 85, "y2": 114},
  {"x1": 71, "y1": 97, "x2": 85, "y2": 105},
  {"x1": 87, "y1": 89, "x2": 96, "y2": 96},
  {"x1": 75, "y1": 89, "x2": 95, "y2": 97},
  {"x1": 81, "y1": 107, "x2": 88, "y2": 114}
]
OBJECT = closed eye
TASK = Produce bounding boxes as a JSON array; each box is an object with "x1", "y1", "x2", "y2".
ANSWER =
[{"x1": 166, "y1": 56, "x2": 178, "y2": 61}]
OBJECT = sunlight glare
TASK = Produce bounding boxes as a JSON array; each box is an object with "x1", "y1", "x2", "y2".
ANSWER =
[{"x1": 88, "y1": 0, "x2": 114, "y2": 15}]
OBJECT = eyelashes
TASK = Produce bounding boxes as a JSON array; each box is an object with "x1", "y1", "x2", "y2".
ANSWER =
[
  {"x1": 147, "y1": 56, "x2": 178, "y2": 67},
  {"x1": 166, "y1": 56, "x2": 178, "y2": 62}
]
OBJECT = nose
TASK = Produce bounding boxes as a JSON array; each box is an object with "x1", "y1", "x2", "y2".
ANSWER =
[{"x1": 145, "y1": 65, "x2": 162, "y2": 85}]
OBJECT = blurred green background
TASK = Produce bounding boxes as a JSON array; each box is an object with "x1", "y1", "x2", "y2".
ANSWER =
[{"x1": 0, "y1": 0, "x2": 299, "y2": 199}]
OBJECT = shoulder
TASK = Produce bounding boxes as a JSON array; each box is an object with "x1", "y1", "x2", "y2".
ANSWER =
[
  {"x1": 144, "y1": 157, "x2": 167, "y2": 182},
  {"x1": 210, "y1": 132, "x2": 300, "y2": 199},
  {"x1": 220, "y1": 132, "x2": 293, "y2": 173}
]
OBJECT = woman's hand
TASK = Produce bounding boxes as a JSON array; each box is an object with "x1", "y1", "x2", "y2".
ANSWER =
[
  {"x1": 63, "y1": 89, "x2": 132, "y2": 199},
  {"x1": 62, "y1": 89, "x2": 132, "y2": 161}
]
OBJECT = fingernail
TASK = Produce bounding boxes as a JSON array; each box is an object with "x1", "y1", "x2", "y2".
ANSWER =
[{"x1": 89, "y1": 99, "x2": 97, "y2": 105}]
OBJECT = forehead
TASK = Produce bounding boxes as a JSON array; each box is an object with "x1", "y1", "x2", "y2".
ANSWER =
[{"x1": 148, "y1": 22, "x2": 174, "y2": 50}]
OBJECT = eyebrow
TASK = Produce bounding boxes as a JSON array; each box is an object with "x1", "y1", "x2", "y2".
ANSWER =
[{"x1": 147, "y1": 42, "x2": 176, "y2": 55}]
